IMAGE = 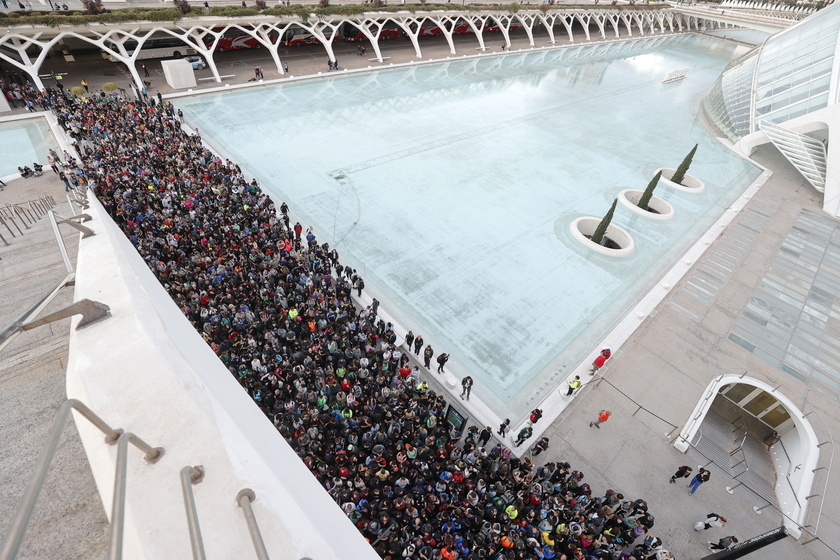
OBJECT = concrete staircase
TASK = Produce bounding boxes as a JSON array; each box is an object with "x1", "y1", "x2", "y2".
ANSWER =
[{"x1": 0, "y1": 176, "x2": 108, "y2": 559}]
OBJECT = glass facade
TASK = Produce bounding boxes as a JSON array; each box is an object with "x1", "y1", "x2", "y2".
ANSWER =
[
  {"x1": 704, "y1": 51, "x2": 760, "y2": 142},
  {"x1": 703, "y1": 3, "x2": 840, "y2": 139}
]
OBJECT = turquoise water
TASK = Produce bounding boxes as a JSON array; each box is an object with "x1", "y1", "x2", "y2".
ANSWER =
[
  {"x1": 178, "y1": 34, "x2": 761, "y2": 418},
  {"x1": 0, "y1": 117, "x2": 60, "y2": 177}
]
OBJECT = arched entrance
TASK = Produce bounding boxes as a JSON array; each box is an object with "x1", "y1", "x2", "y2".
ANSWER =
[{"x1": 673, "y1": 373, "x2": 820, "y2": 539}]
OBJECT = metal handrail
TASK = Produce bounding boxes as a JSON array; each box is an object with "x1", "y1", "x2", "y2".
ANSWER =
[
  {"x1": 0, "y1": 204, "x2": 72, "y2": 354},
  {"x1": 0, "y1": 214, "x2": 24, "y2": 237},
  {"x1": 180, "y1": 466, "x2": 207, "y2": 560},
  {"x1": 800, "y1": 401, "x2": 834, "y2": 541},
  {"x1": 0, "y1": 272, "x2": 75, "y2": 354},
  {"x1": 1, "y1": 400, "x2": 123, "y2": 560},
  {"x1": 236, "y1": 489, "x2": 270, "y2": 560},
  {"x1": 108, "y1": 432, "x2": 165, "y2": 560},
  {"x1": 48, "y1": 211, "x2": 74, "y2": 274},
  {"x1": 0, "y1": 206, "x2": 107, "y2": 355}
]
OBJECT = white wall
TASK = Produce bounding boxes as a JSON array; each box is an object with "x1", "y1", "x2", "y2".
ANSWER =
[
  {"x1": 770, "y1": 427, "x2": 807, "y2": 526},
  {"x1": 66, "y1": 197, "x2": 380, "y2": 560}
]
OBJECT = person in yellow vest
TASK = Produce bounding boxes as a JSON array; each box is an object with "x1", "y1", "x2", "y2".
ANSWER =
[
  {"x1": 566, "y1": 375, "x2": 581, "y2": 396},
  {"x1": 81, "y1": 79, "x2": 89, "y2": 92}
]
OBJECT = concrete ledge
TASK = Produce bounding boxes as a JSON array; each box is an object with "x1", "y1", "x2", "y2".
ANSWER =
[{"x1": 67, "y1": 196, "x2": 378, "y2": 560}]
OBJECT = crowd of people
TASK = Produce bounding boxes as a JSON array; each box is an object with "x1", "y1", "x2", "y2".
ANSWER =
[
  {"x1": 2, "y1": 78, "x2": 64, "y2": 112},
  {"x1": 48, "y1": 90, "x2": 675, "y2": 560}
]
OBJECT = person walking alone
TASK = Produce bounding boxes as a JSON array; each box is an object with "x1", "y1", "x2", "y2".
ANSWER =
[
  {"x1": 688, "y1": 468, "x2": 711, "y2": 496},
  {"x1": 460, "y1": 376, "x2": 473, "y2": 400},
  {"x1": 566, "y1": 375, "x2": 581, "y2": 396},
  {"x1": 436, "y1": 352, "x2": 450, "y2": 374},
  {"x1": 589, "y1": 410, "x2": 611, "y2": 429},
  {"x1": 708, "y1": 536, "x2": 738, "y2": 551},
  {"x1": 413, "y1": 335, "x2": 423, "y2": 355},
  {"x1": 514, "y1": 426, "x2": 533, "y2": 447},
  {"x1": 529, "y1": 408, "x2": 543, "y2": 425},
  {"x1": 498, "y1": 418, "x2": 510, "y2": 437},
  {"x1": 694, "y1": 513, "x2": 726, "y2": 531},
  {"x1": 669, "y1": 465, "x2": 693, "y2": 484}
]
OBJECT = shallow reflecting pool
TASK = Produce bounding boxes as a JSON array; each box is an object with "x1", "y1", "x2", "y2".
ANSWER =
[
  {"x1": 0, "y1": 117, "x2": 60, "y2": 177},
  {"x1": 178, "y1": 34, "x2": 762, "y2": 417}
]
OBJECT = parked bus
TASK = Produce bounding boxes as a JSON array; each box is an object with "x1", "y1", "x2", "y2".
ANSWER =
[
  {"x1": 280, "y1": 26, "x2": 335, "y2": 47},
  {"x1": 101, "y1": 38, "x2": 196, "y2": 62},
  {"x1": 342, "y1": 21, "x2": 403, "y2": 42},
  {"x1": 411, "y1": 19, "x2": 474, "y2": 37},
  {"x1": 205, "y1": 27, "x2": 270, "y2": 52},
  {"x1": 484, "y1": 21, "x2": 519, "y2": 33}
]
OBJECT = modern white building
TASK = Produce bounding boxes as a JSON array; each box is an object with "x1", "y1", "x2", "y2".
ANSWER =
[{"x1": 703, "y1": 2, "x2": 840, "y2": 216}]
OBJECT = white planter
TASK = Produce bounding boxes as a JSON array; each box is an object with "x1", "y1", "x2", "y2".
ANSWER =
[
  {"x1": 618, "y1": 189, "x2": 675, "y2": 221},
  {"x1": 570, "y1": 217, "x2": 635, "y2": 257},
  {"x1": 655, "y1": 168, "x2": 705, "y2": 193}
]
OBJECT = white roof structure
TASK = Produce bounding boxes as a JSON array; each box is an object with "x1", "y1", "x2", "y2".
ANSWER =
[{"x1": 703, "y1": 2, "x2": 840, "y2": 216}]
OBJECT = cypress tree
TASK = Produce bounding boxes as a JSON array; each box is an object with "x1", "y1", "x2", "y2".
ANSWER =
[
  {"x1": 637, "y1": 170, "x2": 662, "y2": 212},
  {"x1": 670, "y1": 144, "x2": 697, "y2": 185},
  {"x1": 591, "y1": 198, "x2": 617, "y2": 246}
]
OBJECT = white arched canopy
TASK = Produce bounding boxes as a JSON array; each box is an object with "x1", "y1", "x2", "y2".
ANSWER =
[
  {"x1": 674, "y1": 373, "x2": 821, "y2": 539},
  {"x1": 0, "y1": 7, "x2": 705, "y2": 90}
]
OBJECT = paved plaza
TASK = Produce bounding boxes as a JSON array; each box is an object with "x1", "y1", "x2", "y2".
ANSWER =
[{"x1": 537, "y1": 146, "x2": 840, "y2": 560}]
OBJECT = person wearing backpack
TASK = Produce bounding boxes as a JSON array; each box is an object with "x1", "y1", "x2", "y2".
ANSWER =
[
  {"x1": 436, "y1": 352, "x2": 450, "y2": 374},
  {"x1": 695, "y1": 513, "x2": 726, "y2": 531}
]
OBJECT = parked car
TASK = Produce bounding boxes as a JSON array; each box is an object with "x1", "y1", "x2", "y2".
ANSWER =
[{"x1": 186, "y1": 56, "x2": 206, "y2": 70}]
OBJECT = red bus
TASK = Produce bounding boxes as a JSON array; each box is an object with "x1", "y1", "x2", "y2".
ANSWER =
[
  {"x1": 412, "y1": 19, "x2": 474, "y2": 37},
  {"x1": 342, "y1": 21, "x2": 403, "y2": 42},
  {"x1": 204, "y1": 27, "x2": 266, "y2": 52},
  {"x1": 482, "y1": 21, "x2": 520, "y2": 33},
  {"x1": 281, "y1": 26, "x2": 335, "y2": 47}
]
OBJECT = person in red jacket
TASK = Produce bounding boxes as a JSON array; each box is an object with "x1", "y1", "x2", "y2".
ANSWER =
[{"x1": 589, "y1": 348, "x2": 612, "y2": 375}]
